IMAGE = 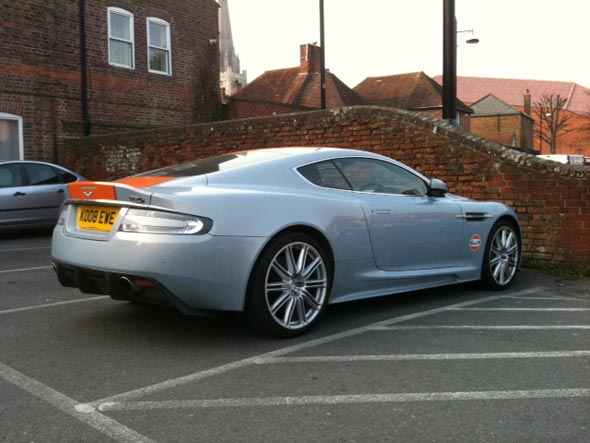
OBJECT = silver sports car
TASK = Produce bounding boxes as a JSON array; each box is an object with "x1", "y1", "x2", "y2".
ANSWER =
[{"x1": 51, "y1": 148, "x2": 521, "y2": 337}]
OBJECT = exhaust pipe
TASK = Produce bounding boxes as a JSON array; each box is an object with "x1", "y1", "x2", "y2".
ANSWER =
[{"x1": 120, "y1": 276, "x2": 141, "y2": 294}]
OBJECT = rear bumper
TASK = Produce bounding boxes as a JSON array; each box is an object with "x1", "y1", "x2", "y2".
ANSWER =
[
  {"x1": 52, "y1": 261, "x2": 207, "y2": 314},
  {"x1": 51, "y1": 225, "x2": 268, "y2": 312}
]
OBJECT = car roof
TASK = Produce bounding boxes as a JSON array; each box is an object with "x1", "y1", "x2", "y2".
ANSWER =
[
  {"x1": 153, "y1": 147, "x2": 430, "y2": 190},
  {"x1": 137, "y1": 147, "x2": 399, "y2": 180},
  {"x1": 1, "y1": 160, "x2": 65, "y2": 167},
  {"x1": 0, "y1": 160, "x2": 84, "y2": 177}
]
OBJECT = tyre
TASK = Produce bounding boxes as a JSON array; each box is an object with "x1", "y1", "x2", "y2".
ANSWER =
[
  {"x1": 247, "y1": 232, "x2": 331, "y2": 338},
  {"x1": 481, "y1": 220, "x2": 521, "y2": 290}
]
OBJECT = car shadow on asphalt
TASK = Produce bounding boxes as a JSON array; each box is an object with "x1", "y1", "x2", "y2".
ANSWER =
[
  {"x1": 0, "y1": 227, "x2": 53, "y2": 240},
  {"x1": 81, "y1": 281, "x2": 483, "y2": 345}
]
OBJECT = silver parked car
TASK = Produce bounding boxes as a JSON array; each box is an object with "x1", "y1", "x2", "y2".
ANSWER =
[
  {"x1": 51, "y1": 148, "x2": 521, "y2": 337},
  {"x1": 0, "y1": 161, "x2": 86, "y2": 230}
]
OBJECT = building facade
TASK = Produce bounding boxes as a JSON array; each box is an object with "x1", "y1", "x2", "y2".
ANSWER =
[
  {"x1": 469, "y1": 94, "x2": 535, "y2": 152},
  {"x1": 0, "y1": 0, "x2": 221, "y2": 162}
]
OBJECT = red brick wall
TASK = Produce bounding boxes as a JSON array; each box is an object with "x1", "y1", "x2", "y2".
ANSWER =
[
  {"x1": 0, "y1": 0, "x2": 221, "y2": 161},
  {"x1": 59, "y1": 106, "x2": 590, "y2": 268}
]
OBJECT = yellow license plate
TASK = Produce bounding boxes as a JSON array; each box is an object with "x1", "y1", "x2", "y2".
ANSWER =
[{"x1": 77, "y1": 205, "x2": 120, "y2": 232}]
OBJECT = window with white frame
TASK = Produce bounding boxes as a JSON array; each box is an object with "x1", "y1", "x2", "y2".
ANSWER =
[
  {"x1": 108, "y1": 7, "x2": 134, "y2": 69},
  {"x1": 147, "y1": 18, "x2": 171, "y2": 75},
  {"x1": 0, "y1": 113, "x2": 24, "y2": 161}
]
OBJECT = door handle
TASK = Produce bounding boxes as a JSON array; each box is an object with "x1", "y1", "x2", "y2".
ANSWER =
[{"x1": 13, "y1": 192, "x2": 26, "y2": 197}]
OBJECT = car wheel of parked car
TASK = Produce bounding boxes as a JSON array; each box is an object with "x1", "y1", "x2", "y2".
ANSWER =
[
  {"x1": 248, "y1": 232, "x2": 330, "y2": 338},
  {"x1": 481, "y1": 220, "x2": 520, "y2": 290}
]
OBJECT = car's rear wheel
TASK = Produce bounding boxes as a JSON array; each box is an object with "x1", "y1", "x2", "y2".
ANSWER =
[
  {"x1": 481, "y1": 220, "x2": 520, "y2": 290},
  {"x1": 247, "y1": 233, "x2": 330, "y2": 338}
]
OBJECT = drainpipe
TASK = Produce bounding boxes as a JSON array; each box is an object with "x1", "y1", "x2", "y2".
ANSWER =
[{"x1": 79, "y1": 0, "x2": 91, "y2": 136}]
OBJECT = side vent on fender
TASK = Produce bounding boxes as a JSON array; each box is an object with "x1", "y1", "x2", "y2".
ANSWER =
[{"x1": 455, "y1": 212, "x2": 493, "y2": 222}]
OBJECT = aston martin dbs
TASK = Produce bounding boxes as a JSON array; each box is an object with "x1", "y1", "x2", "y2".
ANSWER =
[{"x1": 51, "y1": 147, "x2": 521, "y2": 337}]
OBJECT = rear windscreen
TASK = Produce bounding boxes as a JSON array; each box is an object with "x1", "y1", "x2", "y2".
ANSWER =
[{"x1": 133, "y1": 151, "x2": 290, "y2": 177}]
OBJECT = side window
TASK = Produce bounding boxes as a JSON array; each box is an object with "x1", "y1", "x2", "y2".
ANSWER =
[
  {"x1": 24, "y1": 164, "x2": 60, "y2": 186},
  {"x1": 108, "y1": 7, "x2": 134, "y2": 69},
  {"x1": 0, "y1": 164, "x2": 24, "y2": 188},
  {"x1": 298, "y1": 160, "x2": 351, "y2": 190},
  {"x1": 334, "y1": 158, "x2": 428, "y2": 196},
  {"x1": 147, "y1": 18, "x2": 171, "y2": 75}
]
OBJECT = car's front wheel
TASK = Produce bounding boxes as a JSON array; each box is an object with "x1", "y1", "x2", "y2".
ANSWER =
[
  {"x1": 481, "y1": 220, "x2": 520, "y2": 290},
  {"x1": 247, "y1": 233, "x2": 331, "y2": 338}
]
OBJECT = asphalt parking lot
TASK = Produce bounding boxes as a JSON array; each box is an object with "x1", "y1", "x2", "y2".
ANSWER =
[{"x1": 1, "y1": 230, "x2": 589, "y2": 443}]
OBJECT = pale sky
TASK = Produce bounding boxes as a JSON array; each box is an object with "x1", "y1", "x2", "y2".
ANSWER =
[{"x1": 228, "y1": 0, "x2": 590, "y2": 89}]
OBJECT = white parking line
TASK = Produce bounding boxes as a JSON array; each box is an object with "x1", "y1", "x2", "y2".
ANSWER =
[
  {"x1": 0, "y1": 266, "x2": 52, "y2": 274},
  {"x1": 372, "y1": 325, "x2": 590, "y2": 330},
  {"x1": 503, "y1": 296, "x2": 589, "y2": 301},
  {"x1": 0, "y1": 362, "x2": 157, "y2": 443},
  {"x1": 253, "y1": 351, "x2": 590, "y2": 364},
  {"x1": 452, "y1": 308, "x2": 590, "y2": 312},
  {"x1": 96, "y1": 389, "x2": 590, "y2": 412},
  {"x1": 85, "y1": 292, "x2": 519, "y2": 409},
  {"x1": 0, "y1": 296, "x2": 109, "y2": 315},
  {"x1": 0, "y1": 246, "x2": 51, "y2": 252}
]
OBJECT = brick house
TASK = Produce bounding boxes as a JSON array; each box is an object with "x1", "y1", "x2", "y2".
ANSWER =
[
  {"x1": 228, "y1": 43, "x2": 366, "y2": 119},
  {"x1": 0, "y1": 0, "x2": 221, "y2": 162},
  {"x1": 433, "y1": 76, "x2": 590, "y2": 156},
  {"x1": 469, "y1": 94, "x2": 535, "y2": 152},
  {"x1": 354, "y1": 72, "x2": 473, "y2": 131}
]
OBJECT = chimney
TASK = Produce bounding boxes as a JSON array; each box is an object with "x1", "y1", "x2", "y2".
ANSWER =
[
  {"x1": 524, "y1": 89, "x2": 532, "y2": 115},
  {"x1": 300, "y1": 43, "x2": 321, "y2": 74}
]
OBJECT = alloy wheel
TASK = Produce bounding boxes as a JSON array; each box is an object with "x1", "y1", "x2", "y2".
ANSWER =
[
  {"x1": 489, "y1": 225, "x2": 519, "y2": 286},
  {"x1": 264, "y1": 241, "x2": 328, "y2": 330}
]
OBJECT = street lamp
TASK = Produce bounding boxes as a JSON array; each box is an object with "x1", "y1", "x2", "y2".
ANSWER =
[
  {"x1": 319, "y1": 0, "x2": 326, "y2": 109},
  {"x1": 442, "y1": 0, "x2": 478, "y2": 126},
  {"x1": 442, "y1": 0, "x2": 457, "y2": 124},
  {"x1": 457, "y1": 29, "x2": 479, "y2": 45}
]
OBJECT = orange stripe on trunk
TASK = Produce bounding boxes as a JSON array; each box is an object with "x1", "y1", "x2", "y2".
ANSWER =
[{"x1": 115, "y1": 177, "x2": 175, "y2": 188}]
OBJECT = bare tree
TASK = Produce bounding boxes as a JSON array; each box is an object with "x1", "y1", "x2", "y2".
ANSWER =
[{"x1": 534, "y1": 94, "x2": 574, "y2": 154}]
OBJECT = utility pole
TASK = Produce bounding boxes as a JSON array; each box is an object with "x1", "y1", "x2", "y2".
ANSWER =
[
  {"x1": 442, "y1": 0, "x2": 457, "y2": 123},
  {"x1": 319, "y1": 0, "x2": 326, "y2": 109}
]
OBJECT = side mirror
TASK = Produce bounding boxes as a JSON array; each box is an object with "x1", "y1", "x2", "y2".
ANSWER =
[{"x1": 429, "y1": 178, "x2": 448, "y2": 197}]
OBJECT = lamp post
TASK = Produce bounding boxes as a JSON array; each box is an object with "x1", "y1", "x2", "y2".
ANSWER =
[
  {"x1": 442, "y1": 1, "x2": 479, "y2": 126},
  {"x1": 442, "y1": 0, "x2": 457, "y2": 123},
  {"x1": 319, "y1": 0, "x2": 326, "y2": 109}
]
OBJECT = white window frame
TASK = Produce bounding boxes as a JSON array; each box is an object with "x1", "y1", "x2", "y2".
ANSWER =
[
  {"x1": 146, "y1": 17, "x2": 172, "y2": 76},
  {"x1": 0, "y1": 112, "x2": 24, "y2": 160},
  {"x1": 108, "y1": 7, "x2": 135, "y2": 69}
]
